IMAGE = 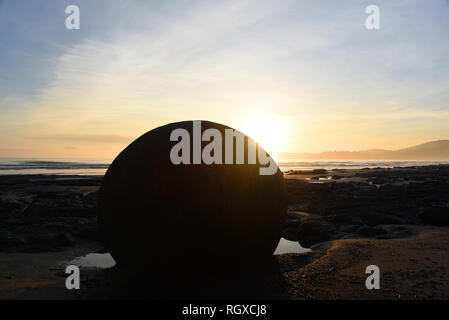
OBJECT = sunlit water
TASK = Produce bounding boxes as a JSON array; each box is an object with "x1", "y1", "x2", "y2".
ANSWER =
[
  {"x1": 2, "y1": 158, "x2": 448, "y2": 176},
  {"x1": 278, "y1": 160, "x2": 449, "y2": 171},
  {"x1": 273, "y1": 238, "x2": 311, "y2": 255},
  {"x1": 0, "y1": 158, "x2": 110, "y2": 175},
  {"x1": 68, "y1": 253, "x2": 116, "y2": 269},
  {"x1": 66, "y1": 238, "x2": 310, "y2": 269}
]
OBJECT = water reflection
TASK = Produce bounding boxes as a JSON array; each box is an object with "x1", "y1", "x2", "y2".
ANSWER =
[
  {"x1": 66, "y1": 238, "x2": 310, "y2": 269},
  {"x1": 68, "y1": 253, "x2": 116, "y2": 269},
  {"x1": 274, "y1": 238, "x2": 311, "y2": 255}
]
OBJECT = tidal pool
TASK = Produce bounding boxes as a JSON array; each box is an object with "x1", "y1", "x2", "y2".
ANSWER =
[
  {"x1": 66, "y1": 238, "x2": 310, "y2": 269},
  {"x1": 274, "y1": 238, "x2": 311, "y2": 255}
]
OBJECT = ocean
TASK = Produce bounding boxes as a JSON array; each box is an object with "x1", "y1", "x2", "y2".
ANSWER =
[
  {"x1": 0, "y1": 158, "x2": 110, "y2": 175},
  {"x1": 1, "y1": 158, "x2": 448, "y2": 175}
]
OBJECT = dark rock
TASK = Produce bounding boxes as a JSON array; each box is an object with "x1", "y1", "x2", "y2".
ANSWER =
[
  {"x1": 281, "y1": 228, "x2": 298, "y2": 241},
  {"x1": 27, "y1": 232, "x2": 73, "y2": 248},
  {"x1": 375, "y1": 234, "x2": 397, "y2": 240},
  {"x1": 284, "y1": 219, "x2": 301, "y2": 229},
  {"x1": 19, "y1": 232, "x2": 74, "y2": 252},
  {"x1": 0, "y1": 229, "x2": 26, "y2": 247},
  {"x1": 283, "y1": 211, "x2": 307, "y2": 229},
  {"x1": 328, "y1": 214, "x2": 364, "y2": 225},
  {"x1": 285, "y1": 169, "x2": 327, "y2": 175},
  {"x1": 358, "y1": 213, "x2": 406, "y2": 226},
  {"x1": 357, "y1": 226, "x2": 387, "y2": 237},
  {"x1": 75, "y1": 226, "x2": 99, "y2": 240},
  {"x1": 52, "y1": 232, "x2": 74, "y2": 247},
  {"x1": 382, "y1": 225, "x2": 413, "y2": 236},
  {"x1": 296, "y1": 219, "x2": 335, "y2": 247},
  {"x1": 24, "y1": 198, "x2": 86, "y2": 218},
  {"x1": 420, "y1": 207, "x2": 449, "y2": 226},
  {"x1": 286, "y1": 211, "x2": 306, "y2": 220},
  {"x1": 338, "y1": 224, "x2": 360, "y2": 233},
  {"x1": 369, "y1": 177, "x2": 391, "y2": 185},
  {"x1": 99, "y1": 121, "x2": 287, "y2": 276},
  {"x1": 0, "y1": 199, "x2": 27, "y2": 221}
]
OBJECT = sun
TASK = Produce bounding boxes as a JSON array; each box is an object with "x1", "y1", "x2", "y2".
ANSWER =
[{"x1": 239, "y1": 112, "x2": 286, "y2": 161}]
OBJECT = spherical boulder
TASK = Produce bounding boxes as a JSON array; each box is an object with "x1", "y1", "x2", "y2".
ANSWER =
[{"x1": 98, "y1": 120, "x2": 287, "y2": 277}]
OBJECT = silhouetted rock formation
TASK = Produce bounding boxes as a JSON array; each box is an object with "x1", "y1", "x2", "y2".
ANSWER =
[{"x1": 98, "y1": 121, "x2": 287, "y2": 281}]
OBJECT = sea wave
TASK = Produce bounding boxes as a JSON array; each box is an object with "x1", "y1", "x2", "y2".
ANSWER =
[
  {"x1": 278, "y1": 160, "x2": 449, "y2": 171},
  {"x1": 0, "y1": 159, "x2": 111, "y2": 175},
  {"x1": 0, "y1": 158, "x2": 448, "y2": 175}
]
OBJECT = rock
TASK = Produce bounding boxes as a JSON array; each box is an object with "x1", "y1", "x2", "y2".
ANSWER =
[
  {"x1": 375, "y1": 234, "x2": 397, "y2": 240},
  {"x1": 281, "y1": 227, "x2": 298, "y2": 241},
  {"x1": 285, "y1": 169, "x2": 327, "y2": 175},
  {"x1": 13, "y1": 232, "x2": 74, "y2": 253},
  {"x1": 99, "y1": 121, "x2": 287, "y2": 276},
  {"x1": 75, "y1": 225, "x2": 99, "y2": 240},
  {"x1": 24, "y1": 232, "x2": 74, "y2": 252},
  {"x1": 328, "y1": 214, "x2": 364, "y2": 225},
  {"x1": 283, "y1": 211, "x2": 307, "y2": 230},
  {"x1": 52, "y1": 232, "x2": 74, "y2": 247},
  {"x1": 338, "y1": 224, "x2": 360, "y2": 233},
  {"x1": 284, "y1": 219, "x2": 301, "y2": 229},
  {"x1": 358, "y1": 213, "x2": 406, "y2": 226},
  {"x1": 331, "y1": 175, "x2": 344, "y2": 180},
  {"x1": 0, "y1": 199, "x2": 27, "y2": 221},
  {"x1": 0, "y1": 229, "x2": 26, "y2": 247},
  {"x1": 24, "y1": 197, "x2": 86, "y2": 218},
  {"x1": 296, "y1": 219, "x2": 335, "y2": 248},
  {"x1": 381, "y1": 225, "x2": 413, "y2": 237},
  {"x1": 420, "y1": 207, "x2": 449, "y2": 226},
  {"x1": 357, "y1": 226, "x2": 387, "y2": 237}
]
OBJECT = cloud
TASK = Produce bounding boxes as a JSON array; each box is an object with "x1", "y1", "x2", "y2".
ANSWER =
[{"x1": 31, "y1": 134, "x2": 132, "y2": 144}]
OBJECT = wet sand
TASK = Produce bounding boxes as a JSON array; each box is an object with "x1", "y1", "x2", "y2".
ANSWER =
[
  {"x1": 281, "y1": 228, "x2": 449, "y2": 299},
  {"x1": 1, "y1": 227, "x2": 448, "y2": 299}
]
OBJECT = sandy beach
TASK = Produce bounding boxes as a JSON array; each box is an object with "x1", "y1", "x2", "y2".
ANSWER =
[{"x1": 1, "y1": 165, "x2": 449, "y2": 299}]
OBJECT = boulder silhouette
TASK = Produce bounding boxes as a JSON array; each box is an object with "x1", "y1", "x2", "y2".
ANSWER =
[{"x1": 98, "y1": 120, "x2": 287, "y2": 278}]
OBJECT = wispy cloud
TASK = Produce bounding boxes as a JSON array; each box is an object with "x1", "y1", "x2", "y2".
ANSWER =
[{"x1": 31, "y1": 134, "x2": 132, "y2": 144}]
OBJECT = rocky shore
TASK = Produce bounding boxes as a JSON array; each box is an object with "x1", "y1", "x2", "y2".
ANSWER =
[
  {"x1": 283, "y1": 165, "x2": 449, "y2": 247},
  {"x1": 0, "y1": 175, "x2": 101, "y2": 253},
  {"x1": 1, "y1": 165, "x2": 449, "y2": 299}
]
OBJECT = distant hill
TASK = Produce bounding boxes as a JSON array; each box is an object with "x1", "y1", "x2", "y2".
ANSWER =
[{"x1": 279, "y1": 140, "x2": 449, "y2": 160}]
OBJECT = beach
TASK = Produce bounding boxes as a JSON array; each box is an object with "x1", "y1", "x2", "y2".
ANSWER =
[{"x1": 1, "y1": 164, "x2": 449, "y2": 299}]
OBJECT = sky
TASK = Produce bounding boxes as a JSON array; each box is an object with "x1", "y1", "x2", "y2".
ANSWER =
[{"x1": 1, "y1": 0, "x2": 449, "y2": 159}]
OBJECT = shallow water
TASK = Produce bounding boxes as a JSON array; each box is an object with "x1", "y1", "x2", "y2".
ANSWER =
[
  {"x1": 274, "y1": 238, "x2": 311, "y2": 255},
  {"x1": 0, "y1": 158, "x2": 110, "y2": 175},
  {"x1": 278, "y1": 160, "x2": 449, "y2": 171},
  {"x1": 2, "y1": 158, "x2": 448, "y2": 176},
  {"x1": 66, "y1": 238, "x2": 310, "y2": 269},
  {"x1": 68, "y1": 253, "x2": 116, "y2": 269}
]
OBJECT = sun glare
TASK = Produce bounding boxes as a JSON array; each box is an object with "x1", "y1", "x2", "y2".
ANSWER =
[{"x1": 240, "y1": 113, "x2": 286, "y2": 161}]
